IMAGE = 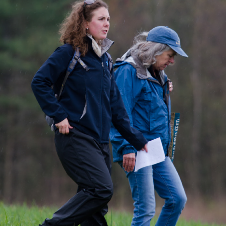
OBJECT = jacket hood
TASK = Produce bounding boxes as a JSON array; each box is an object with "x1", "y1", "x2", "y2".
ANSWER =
[{"x1": 115, "y1": 49, "x2": 167, "y2": 83}]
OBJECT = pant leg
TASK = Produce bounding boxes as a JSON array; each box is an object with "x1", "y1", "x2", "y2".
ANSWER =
[
  {"x1": 80, "y1": 210, "x2": 108, "y2": 226},
  {"x1": 153, "y1": 157, "x2": 187, "y2": 226},
  {"x1": 41, "y1": 128, "x2": 113, "y2": 226},
  {"x1": 78, "y1": 186, "x2": 108, "y2": 226},
  {"x1": 80, "y1": 144, "x2": 111, "y2": 226},
  {"x1": 127, "y1": 165, "x2": 156, "y2": 226}
]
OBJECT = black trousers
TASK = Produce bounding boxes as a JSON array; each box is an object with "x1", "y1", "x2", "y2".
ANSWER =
[{"x1": 41, "y1": 128, "x2": 113, "y2": 226}]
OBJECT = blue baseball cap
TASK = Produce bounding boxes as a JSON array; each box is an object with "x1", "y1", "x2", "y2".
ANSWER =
[{"x1": 146, "y1": 26, "x2": 188, "y2": 57}]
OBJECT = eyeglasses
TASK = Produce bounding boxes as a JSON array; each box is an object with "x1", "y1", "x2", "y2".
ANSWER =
[{"x1": 84, "y1": 0, "x2": 96, "y2": 7}]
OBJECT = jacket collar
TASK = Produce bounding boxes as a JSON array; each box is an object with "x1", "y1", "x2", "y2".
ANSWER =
[
  {"x1": 116, "y1": 49, "x2": 167, "y2": 83},
  {"x1": 87, "y1": 34, "x2": 114, "y2": 57}
]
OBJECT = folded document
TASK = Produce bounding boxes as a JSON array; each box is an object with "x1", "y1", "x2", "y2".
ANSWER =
[{"x1": 134, "y1": 137, "x2": 165, "y2": 172}]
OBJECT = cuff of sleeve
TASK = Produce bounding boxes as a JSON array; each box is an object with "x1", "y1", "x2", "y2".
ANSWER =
[
  {"x1": 54, "y1": 112, "x2": 68, "y2": 124},
  {"x1": 135, "y1": 137, "x2": 148, "y2": 151},
  {"x1": 122, "y1": 146, "x2": 137, "y2": 156}
]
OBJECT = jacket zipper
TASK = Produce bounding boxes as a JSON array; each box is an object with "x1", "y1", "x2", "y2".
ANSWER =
[{"x1": 100, "y1": 61, "x2": 105, "y2": 142}]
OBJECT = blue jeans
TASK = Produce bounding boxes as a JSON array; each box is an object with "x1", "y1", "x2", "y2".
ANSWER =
[{"x1": 127, "y1": 157, "x2": 187, "y2": 226}]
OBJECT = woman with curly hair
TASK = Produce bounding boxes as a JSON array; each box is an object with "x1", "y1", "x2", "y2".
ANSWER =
[{"x1": 31, "y1": 0, "x2": 148, "y2": 225}]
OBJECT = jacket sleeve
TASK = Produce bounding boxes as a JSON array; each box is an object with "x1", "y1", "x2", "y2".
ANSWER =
[
  {"x1": 31, "y1": 45, "x2": 74, "y2": 124},
  {"x1": 110, "y1": 63, "x2": 147, "y2": 160}
]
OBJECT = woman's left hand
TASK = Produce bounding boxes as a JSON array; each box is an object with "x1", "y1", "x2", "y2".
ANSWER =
[
  {"x1": 169, "y1": 81, "x2": 173, "y2": 92},
  {"x1": 123, "y1": 143, "x2": 148, "y2": 172},
  {"x1": 55, "y1": 118, "x2": 73, "y2": 134},
  {"x1": 123, "y1": 153, "x2": 136, "y2": 172}
]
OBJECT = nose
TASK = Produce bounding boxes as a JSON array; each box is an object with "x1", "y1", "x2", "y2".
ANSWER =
[
  {"x1": 104, "y1": 20, "x2": 110, "y2": 27},
  {"x1": 169, "y1": 56, "x2": 174, "y2": 64}
]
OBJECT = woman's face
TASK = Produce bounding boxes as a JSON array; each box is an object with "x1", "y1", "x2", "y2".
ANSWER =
[
  {"x1": 153, "y1": 49, "x2": 176, "y2": 71},
  {"x1": 86, "y1": 7, "x2": 110, "y2": 42}
]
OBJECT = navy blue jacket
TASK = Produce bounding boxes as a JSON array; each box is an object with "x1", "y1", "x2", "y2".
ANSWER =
[{"x1": 31, "y1": 38, "x2": 147, "y2": 150}]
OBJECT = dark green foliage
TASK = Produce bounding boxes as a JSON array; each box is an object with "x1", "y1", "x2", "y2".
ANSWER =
[{"x1": 1, "y1": 0, "x2": 226, "y2": 214}]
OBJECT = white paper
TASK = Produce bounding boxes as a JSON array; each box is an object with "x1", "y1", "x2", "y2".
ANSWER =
[{"x1": 134, "y1": 137, "x2": 165, "y2": 172}]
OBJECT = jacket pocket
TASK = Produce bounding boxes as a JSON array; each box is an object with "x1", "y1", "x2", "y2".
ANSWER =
[
  {"x1": 80, "y1": 94, "x2": 87, "y2": 120},
  {"x1": 149, "y1": 103, "x2": 169, "y2": 133}
]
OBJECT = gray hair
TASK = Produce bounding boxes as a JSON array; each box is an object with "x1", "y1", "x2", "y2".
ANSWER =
[{"x1": 130, "y1": 32, "x2": 171, "y2": 67}]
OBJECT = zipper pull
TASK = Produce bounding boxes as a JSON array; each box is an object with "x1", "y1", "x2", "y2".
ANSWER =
[{"x1": 102, "y1": 62, "x2": 104, "y2": 67}]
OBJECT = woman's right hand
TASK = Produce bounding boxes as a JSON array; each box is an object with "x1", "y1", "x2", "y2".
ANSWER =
[
  {"x1": 169, "y1": 81, "x2": 173, "y2": 92},
  {"x1": 55, "y1": 118, "x2": 73, "y2": 134}
]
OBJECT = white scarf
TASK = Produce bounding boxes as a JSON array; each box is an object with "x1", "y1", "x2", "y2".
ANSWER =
[{"x1": 87, "y1": 34, "x2": 102, "y2": 57}]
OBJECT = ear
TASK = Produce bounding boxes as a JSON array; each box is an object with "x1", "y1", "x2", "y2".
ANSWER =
[{"x1": 84, "y1": 21, "x2": 89, "y2": 29}]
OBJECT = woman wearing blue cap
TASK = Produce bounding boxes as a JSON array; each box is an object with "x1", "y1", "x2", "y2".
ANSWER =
[{"x1": 110, "y1": 26, "x2": 188, "y2": 226}]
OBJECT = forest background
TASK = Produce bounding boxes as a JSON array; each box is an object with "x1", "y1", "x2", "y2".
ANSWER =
[{"x1": 1, "y1": 0, "x2": 226, "y2": 224}]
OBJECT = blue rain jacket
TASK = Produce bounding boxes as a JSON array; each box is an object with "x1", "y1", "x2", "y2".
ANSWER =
[
  {"x1": 110, "y1": 60, "x2": 171, "y2": 162},
  {"x1": 31, "y1": 38, "x2": 147, "y2": 149}
]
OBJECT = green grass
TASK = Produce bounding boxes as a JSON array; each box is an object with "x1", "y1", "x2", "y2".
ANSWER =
[
  {"x1": 105, "y1": 211, "x2": 225, "y2": 226},
  {"x1": 0, "y1": 202, "x2": 224, "y2": 226},
  {"x1": 0, "y1": 202, "x2": 55, "y2": 226}
]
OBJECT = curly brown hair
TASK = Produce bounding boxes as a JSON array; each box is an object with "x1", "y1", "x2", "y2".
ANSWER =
[{"x1": 59, "y1": 0, "x2": 108, "y2": 56}]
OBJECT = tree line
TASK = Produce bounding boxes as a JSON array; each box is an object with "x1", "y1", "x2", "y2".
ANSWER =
[{"x1": 1, "y1": 0, "x2": 226, "y2": 208}]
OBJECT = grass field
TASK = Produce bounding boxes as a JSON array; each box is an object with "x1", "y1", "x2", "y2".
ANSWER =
[{"x1": 0, "y1": 202, "x2": 224, "y2": 226}]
